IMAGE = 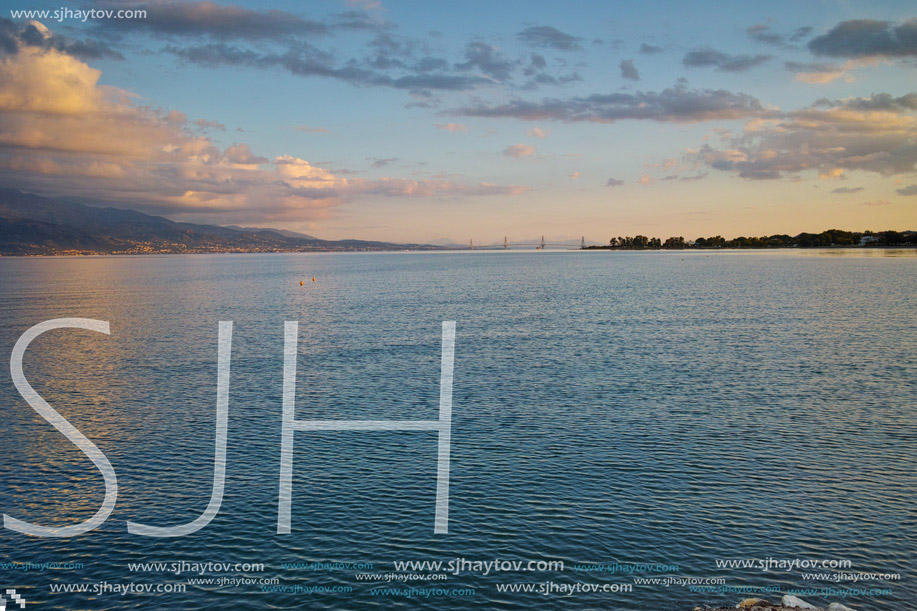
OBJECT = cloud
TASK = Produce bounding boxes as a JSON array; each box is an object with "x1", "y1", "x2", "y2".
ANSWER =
[
  {"x1": 792, "y1": 26, "x2": 815, "y2": 42},
  {"x1": 163, "y1": 41, "x2": 487, "y2": 93},
  {"x1": 455, "y1": 82, "x2": 764, "y2": 123},
  {"x1": 691, "y1": 93, "x2": 917, "y2": 180},
  {"x1": 526, "y1": 126, "x2": 550, "y2": 139},
  {"x1": 747, "y1": 24, "x2": 813, "y2": 47},
  {"x1": 0, "y1": 18, "x2": 123, "y2": 60},
  {"x1": 369, "y1": 157, "x2": 399, "y2": 168},
  {"x1": 224, "y1": 143, "x2": 267, "y2": 164},
  {"x1": 859, "y1": 199, "x2": 890, "y2": 206},
  {"x1": 785, "y1": 60, "x2": 853, "y2": 84},
  {"x1": 345, "y1": 0, "x2": 383, "y2": 10},
  {"x1": 391, "y1": 73, "x2": 488, "y2": 92},
  {"x1": 747, "y1": 24, "x2": 783, "y2": 46},
  {"x1": 364, "y1": 32, "x2": 423, "y2": 70},
  {"x1": 195, "y1": 118, "x2": 226, "y2": 130},
  {"x1": 103, "y1": 0, "x2": 332, "y2": 40},
  {"x1": 349, "y1": 178, "x2": 528, "y2": 197},
  {"x1": 0, "y1": 45, "x2": 187, "y2": 147},
  {"x1": 434, "y1": 122, "x2": 468, "y2": 132},
  {"x1": 294, "y1": 124, "x2": 331, "y2": 133},
  {"x1": 516, "y1": 26, "x2": 582, "y2": 51},
  {"x1": 819, "y1": 167, "x2": 845, "y2": 180},
  {"x1": 808, "y1": 19, "x2": 917, "y2": 58},
  {"x1": 830, "y1": 186, "x2": 864, "y2": 193},
  {"x1": 814, "y1": 92, "x2": 917, "y2": 111},
  {"x1": 455, "y1": 42, "x2": 514, "y2": 81},
  {"x1": 896, "y1": 184, "x2": 917, "y2": 196},
  {"x1": 0, "y1": 31, "x2": 524, "y2": 225},
  {"x1": 95, "y1": 6, "x2": 506, "y2": 97},
  {"x1": 605, "y1": 177, "x2": 624, "y2": 187},
  {"x1": 0, "y1": 42, "x2": 317, "y2": 220},
  {"x1": 503, "y1": 144, "x2": 536, "y2": 158},
  {"x1": 61, "y1": 5, "x2": 574, "y2": 99},
  {"x1": 661, "y1": 172, "x2": 708, "y2": 182},
  {"x1": 639, "y1": 43, "x2": 663, "y2": 54},
  {"x1": 683, "y1": 48, "x2": 771, "y2": 72},
  {"x1": 519, "y1": 53, "x2": 582, "y2": 88},
  {"x1": 332, "y1": 9, "x2": 389, "y2": 30},
  {"x1": 620, "y1": 59, "x2": 639, "y2": 81}
]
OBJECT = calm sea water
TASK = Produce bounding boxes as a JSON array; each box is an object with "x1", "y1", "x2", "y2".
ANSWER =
[{"x1": 0, "y1": 250, "x2": 914, "y2": 610}]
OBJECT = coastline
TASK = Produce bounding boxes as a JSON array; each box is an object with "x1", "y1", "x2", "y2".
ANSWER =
[{"x1": 1, "y1": 245, "x2": 915, "y2": 258}]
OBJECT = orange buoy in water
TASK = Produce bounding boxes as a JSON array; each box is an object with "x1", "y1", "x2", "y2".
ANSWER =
[
  {"x1": 312, "y1": 277, "x2": 316, "y2": 282},
  {"x1": 300, "y1": 280, "x2": 304, "y2": 286}
]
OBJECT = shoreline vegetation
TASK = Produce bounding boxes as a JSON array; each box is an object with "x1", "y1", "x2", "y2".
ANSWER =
[{"x1": 581, "y1": 230, "x2": 916, "y2": 250}]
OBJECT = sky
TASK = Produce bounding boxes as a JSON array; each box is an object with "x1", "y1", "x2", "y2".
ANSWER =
[{"x1": 0, "y1": 0, "x2": 915, "y2": 243}]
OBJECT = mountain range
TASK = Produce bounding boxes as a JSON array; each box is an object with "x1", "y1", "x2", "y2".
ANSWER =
[{"x1": 0, "y1": 188, "x2": 440, "y2": 255}]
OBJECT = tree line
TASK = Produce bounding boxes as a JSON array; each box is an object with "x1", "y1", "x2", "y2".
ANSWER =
[{"x1": 583, "y1": 229, "x2": 916, "y2": 250}]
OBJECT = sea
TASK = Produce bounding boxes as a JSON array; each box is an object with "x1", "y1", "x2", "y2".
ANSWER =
[{"x1": 0, "y1": 249, "x2": 914, "y2": 610}]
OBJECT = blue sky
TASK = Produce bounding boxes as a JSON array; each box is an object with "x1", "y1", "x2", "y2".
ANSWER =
[{"x1": 0, "y1": 0, "x2": 915, "y2": 241}]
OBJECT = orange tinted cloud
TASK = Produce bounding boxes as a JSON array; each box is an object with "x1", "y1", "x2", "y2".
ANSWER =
[
  {"x1": 0, "y1": 27, "x2": 526, "y2": 225},
  {"x1": 503, "y1": 143, "x2": 536, "y2": 158},
  {"x1": 435, "y1": 122, "x2": 468, "y2": 132}
]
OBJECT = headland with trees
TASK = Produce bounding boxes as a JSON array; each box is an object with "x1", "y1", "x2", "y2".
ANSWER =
[{"x1": 582, "y1": 229, "x2": 916, "y2": 250}]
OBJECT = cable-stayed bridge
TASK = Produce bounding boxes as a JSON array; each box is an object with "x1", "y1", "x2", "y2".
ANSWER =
[{"x1": 464, "y1": 236, "x2": 588, "y2": 250}]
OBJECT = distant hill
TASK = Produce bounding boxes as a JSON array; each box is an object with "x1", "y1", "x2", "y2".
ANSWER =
[
  {"x1": 222, "y1": 225, "x2": 319, "y2": 240},
  {"x1": 427, "y1": 238, "x2": 466, "y2": 248},
  {"x1": 0, "y1": 188, "x2": 439, "y2": 255}
]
